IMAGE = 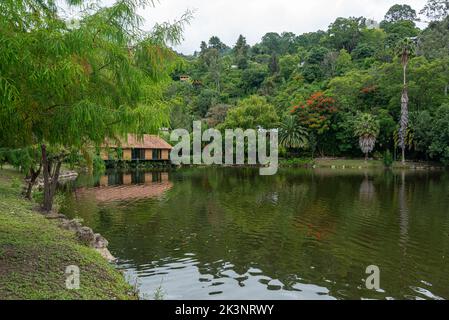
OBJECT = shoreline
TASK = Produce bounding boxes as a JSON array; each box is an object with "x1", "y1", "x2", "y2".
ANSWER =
[
  {"x1": 0, "y1": 167, "x2": 136, "y2": 300},
  {"x1": 280, "y1": 158, "x2": 446, "y2": 170}
]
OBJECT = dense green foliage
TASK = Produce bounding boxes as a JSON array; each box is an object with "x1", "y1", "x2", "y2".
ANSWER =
[
  {"x1": 166, "y1": 1, "x2": 449, "y2": 163},
  {"x1": 0, "y1": 0, "x2": 190, "y2": 210}
]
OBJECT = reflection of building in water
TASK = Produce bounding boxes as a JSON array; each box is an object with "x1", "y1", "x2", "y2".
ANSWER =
[
  {"x1": 79, "y1": 172, "x2": 172, "y2": 202},
  {"x1": 99, "y1": 172, "x2": 169, "y2": 186}
]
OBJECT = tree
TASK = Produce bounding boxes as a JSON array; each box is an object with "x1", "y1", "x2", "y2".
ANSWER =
[
  {"x1": 419, "y1": 17, "x2": 449, "y2": 59},
  {"x1": 208, "y1": 36, "x2": 229, "y2": 54},
  {"x1": 202, "y1": 48, "x2": 222, "y2": 91},
  {"x1": 302, "y1": 46, "x2": 329, "y2": 82},
  {"x1": 420, "y1": 0, "x2": 449, "y2": 21},
  {"x1": 279, "y1": 55, "x2": 300, "y2": 80},
  {"x1": 260, "y1": 32, "x2": 282, "y2": 55},
  {"x1": 354, "y1": 113, "x2": 380, "y2": 161},
  {"x1": 240, "y1": 65, "x2": 268, "y2": 94},
  {"x1": 381, "y1": 20, "x2": 420, "y2": 48},
  {"x1": 428, "y1": 104, "x2": 449, "y2": 164},
  {"x1": 194, "y1": 89, "x2": 219, "y2": 117},
  {"x1": 396, "y1": 38, "x2": 415, "y2": 164},
  {"x1": 234, "y1": 35, "x2": 250, "y2": 69},
  {"x1": 268, "y1": 54, "x2": 280, "y2": 75},
  {"x1": 327, "y1": 17, "x2": 364, "y2": 53},
  {"x1": 0, "y1": 0, "x2": 190, "y2": 212},
  {"x1": 291, "y1": 92, "x2": 338, "y2": 156},
  {"x1": 291, "y1": 92, "x2": 337, "y2": 134},
  {"x1": 279, "y1": 116, "x2": 308, "y2": 155},
  {"x1": 384, "y1": 4, "x2": 418, "y2": 22},
  {"x1": 335, "y1": 49, "x2": 353, "y2": 75},
  {"x1": 205, "y1": 104, "x2": 230, "y2": 128},
  {"x1": 220, "y1": 96, "x2": 279, "y2": 130},
  {"x1": 200, "y1": 41, "x2": 208, "y2": 54},
  {"x1": 280, "y1": 32, "x2": 298, "y2": 55}
]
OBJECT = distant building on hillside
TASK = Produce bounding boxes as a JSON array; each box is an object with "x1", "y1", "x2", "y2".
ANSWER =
[
  {"x1": 366, "y1": 19, "x2": 380, "y2": 30},
  {"x1": 101, "y1": 134, "x2": 172, "y2": 162},
  {"x1": 179, "y1": 74, "x2": 190, "y2": 82}
]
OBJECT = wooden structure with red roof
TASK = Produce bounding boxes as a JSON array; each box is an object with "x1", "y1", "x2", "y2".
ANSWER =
[{"x1": 101, "y1": 134, "x2": 172, "y2": 162}]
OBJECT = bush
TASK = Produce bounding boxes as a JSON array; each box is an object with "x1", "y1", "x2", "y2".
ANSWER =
[
  {"x1": 93, "y1": 154, "x2": 106, "y2": 173},
  {"x1": 383, "y1": 150, "x2": 393, "y2": 168},
  {"x1": 280, "y1": 158, "x2": 314, "y2": 168}
]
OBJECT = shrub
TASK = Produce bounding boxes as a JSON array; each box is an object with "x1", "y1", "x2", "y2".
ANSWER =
[{"x1": 383, "y1": 150, "x2": 393, "y2": 168}]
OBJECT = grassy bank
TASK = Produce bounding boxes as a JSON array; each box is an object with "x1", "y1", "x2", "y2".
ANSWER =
[
  {"x1": 0, "y1": 167, "x2": 136, "y2": 300},
  {"x1": 280, "y1": 158, "x2": 444, "y2": 169}
]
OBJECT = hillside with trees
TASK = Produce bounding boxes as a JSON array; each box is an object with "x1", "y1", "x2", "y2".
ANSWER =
[{"x1": 166, "y1": 1, "x2": 449, "y2": 165}]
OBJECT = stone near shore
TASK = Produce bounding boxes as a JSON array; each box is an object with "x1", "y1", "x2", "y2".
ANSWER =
[
  {"x1": 76, "y1": 226, "x2": 96, "y2": 246},
  {"x1": 57, "y1": 217, "x2": 116, "y2": 262},
  {"x1": 59, "y1": 218, "x2": 83, "y2": 232},
  {"x1": 93, "y1": 233, "x2": 109, "y2": 249}
]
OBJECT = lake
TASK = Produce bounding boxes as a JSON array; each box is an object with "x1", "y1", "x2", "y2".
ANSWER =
[{"x1": 61, "y1": 167, "x2": 449, "y2": 300}]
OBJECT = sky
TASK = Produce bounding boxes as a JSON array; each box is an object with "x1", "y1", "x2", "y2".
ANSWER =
[{"x1": 136, "y1": 0, "x2": 428, "y2": 54}]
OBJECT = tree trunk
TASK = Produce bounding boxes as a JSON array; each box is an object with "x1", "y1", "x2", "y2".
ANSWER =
[
  {"x1": 402, "y1": 147, "x2": 406, "y2": 165},
  {"x1": 41, "y1": 144, "x2": 63, "y2": 213},
  {"x1": 365, "y1": 153, "x2": 368, "y2": 162},
  {"x1": 24, "y1": 165, "x2": 41, "y2": 200},
  {"x1": 399, "y1": 63, "x2": 409, "y2": 165}
]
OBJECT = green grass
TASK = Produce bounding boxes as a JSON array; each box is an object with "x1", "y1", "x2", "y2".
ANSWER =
[
  {"x1": 295, "y1": 158, "x2": 442, "y2": 169},
  {"x1": 0, "y1": 167, "x2": 137, "y2": 300},
  {"x1": 314, "y1": 158, "x2": 384, "y2": 168}
]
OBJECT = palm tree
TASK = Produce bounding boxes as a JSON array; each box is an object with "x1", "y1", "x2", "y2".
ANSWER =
[
  {"x1": 279, "y1": 116, "x2": 308, "y2": 157},
  {"x1": 354, "y1": 113, "x2": 380, "y2": 162},
  {"x1": 396, "y1": 38, "x2": 415, "y2": 164}
]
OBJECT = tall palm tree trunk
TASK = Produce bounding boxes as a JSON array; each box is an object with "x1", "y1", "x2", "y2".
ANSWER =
[{"x1": 399, "y1": 63, "x2": 409, "y2": 165}]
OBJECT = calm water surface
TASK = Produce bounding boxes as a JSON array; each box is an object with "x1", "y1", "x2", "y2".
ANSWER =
[{"x1": 61, "y1": 168, "x2": 449, "y2": 300}]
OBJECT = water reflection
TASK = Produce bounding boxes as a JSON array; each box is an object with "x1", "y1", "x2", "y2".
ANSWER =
[
  {"x1": 75, "y1": 171, "x2": 173, "y2": 202},
  {"x1": 359, "y1": 174, "x2": 376, "y2": 203},
  {"x1": 61, "y1": 168, "x2": 449, "y2": 300},
  {"x1": 399, "y1": 171, "x2": 409, "y2": 247}
]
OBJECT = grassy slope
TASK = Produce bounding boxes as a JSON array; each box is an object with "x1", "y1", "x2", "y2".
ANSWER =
[{"x1": 0, "y1": 167, "x2": 136, "y2": 300}]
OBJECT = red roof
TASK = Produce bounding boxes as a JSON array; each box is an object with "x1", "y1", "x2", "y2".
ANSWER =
[{"x1": 104, "y1": 134, "x2": 172, "y2": 150}]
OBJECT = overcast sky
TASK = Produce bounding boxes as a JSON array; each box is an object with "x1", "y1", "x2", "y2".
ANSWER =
[{"x1": 136, "y1": 0, "x2": 428, "y2": 54}]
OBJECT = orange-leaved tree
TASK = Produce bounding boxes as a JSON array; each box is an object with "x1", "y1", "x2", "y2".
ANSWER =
[{"x1": 291, "y1": 92, "x2": 338, "y2": 158}]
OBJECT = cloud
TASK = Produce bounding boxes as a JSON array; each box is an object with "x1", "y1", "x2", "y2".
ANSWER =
[{"x1": 140, "y1": 0, "x2": 427, "y2": 54}]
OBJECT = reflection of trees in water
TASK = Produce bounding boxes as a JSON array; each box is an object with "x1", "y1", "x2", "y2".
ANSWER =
[
  {"x1": 398, "y1": 170, "x2": 409, "y2": 248},
  {"x1": 62, "y1": 168, "x2": 449, "y2": 299},
  {"x1": 359, "y1": 173, "x2": 376, "y2": 203}
]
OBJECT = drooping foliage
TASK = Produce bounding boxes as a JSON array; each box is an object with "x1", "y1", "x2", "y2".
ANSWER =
[{"x1": 0, "y1": 0, "x2": 191, "y2": 210}]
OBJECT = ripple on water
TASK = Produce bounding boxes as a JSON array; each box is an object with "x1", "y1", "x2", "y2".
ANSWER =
[{"x1": 63, "y1": 168, "x2": 449, "y2": 300}]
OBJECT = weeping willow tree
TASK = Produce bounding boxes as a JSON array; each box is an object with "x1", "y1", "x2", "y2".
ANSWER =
[
  {"x1": 396, "y1": 38, "x2": 415, "y2": 165},
  {"x1": 0, "y1": 0, "x2": 192, "y2": 212},
  {"x1": 354, "y1": 113, "x2": 380, "y2": 162}
]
